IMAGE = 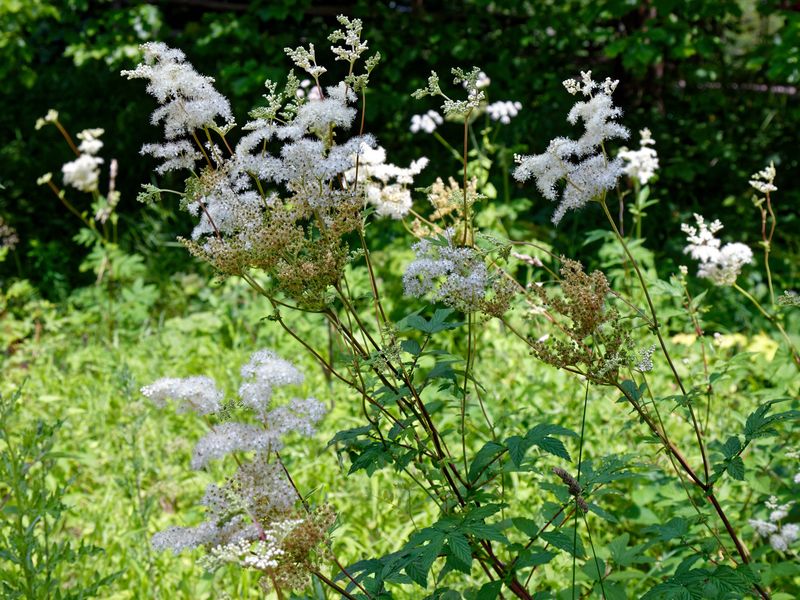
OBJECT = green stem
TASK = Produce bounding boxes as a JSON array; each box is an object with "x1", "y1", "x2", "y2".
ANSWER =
[
  {"x1": 600, "y1": 197, "x2": 710, "y2": 483},
  {"x1": 733, "y1": 283, "x2": 800, "y2": 368}
]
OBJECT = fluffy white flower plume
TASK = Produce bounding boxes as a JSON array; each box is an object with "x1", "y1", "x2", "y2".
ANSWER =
[
  {"x1": 619, "y1": 128, "x2": 659, "y2": 184},
  {"x1": 750, "y1": 497, "x2": 797, "y2": 552},
  {"x1": 121, "y1": 42, "x2": 233, "y2": 172},
  {"x1": 238, "y1": 349, "x2": 305, "y2": 411},
  {"x1": 62, "y1": 154, "x2": 104, "y2": 192},
  {"x1": 141, "y1": 375, "x2": 223, "y2": 415},
  {"x1": 513, "y1": 71, "x2": 629, "y2": 224},
  {"x1": 77, "y1": 128, "x2": 104, "y2": 155},
  {"x1": 404, "y1": 228, "x2": 489, "y2": 312},
  {"x1": 267, "y1": 398, "x2": 327, "y2": 438},
  {"x1": 191, "y1": 422, "x2": 282, "y2": 469},
  {"x1": 345, "y1": 141, "x2": 428, "y2": 219},
  {"x1": 682, "y1": 214, "x2": 752, "y2": 285}
]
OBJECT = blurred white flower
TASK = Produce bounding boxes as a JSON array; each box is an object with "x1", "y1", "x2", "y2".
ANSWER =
[
  {"x1": 486, "y1": 100, "x2": 522, "y2": 124},
  {"x1": 410, "y1": 110, "x2": 443, "y2": 134},
  {"x1": 619, "y1": 128, "x2": 659, "y2": 184},
  {"x1": 682, "y1": 214, "x2": 752, "y2": 285},
  {"x1": 62, "y1": 154, "x2": 104, "y2": 192}
]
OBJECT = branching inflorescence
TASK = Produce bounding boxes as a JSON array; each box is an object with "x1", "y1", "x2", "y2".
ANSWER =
[{"x1": 142, "y1": 349, "x2": 331, "y2": 594}]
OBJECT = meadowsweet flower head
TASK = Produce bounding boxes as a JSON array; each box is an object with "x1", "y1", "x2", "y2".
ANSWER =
[
  {"x1": 750, "y1": 161, "x2": 777, "y2": 194},
  {"x1": 514, "y1": 71, "x2": 629, "y2": 224},
  {"x1": 76, "y1": 128, "x2": 104, "y2": 155},
  {"x1": 635, "y1": 345, "x2": 656, "y2": 372},
  {"x1": 35, "y1": 109, "x2": 59, "y2": 130},
  {"x1": 403, "y1": 228, "x2": 503, "y2": 313},
  {"x1": 122, "y1": 42, "x2": 233, "y2": 171},
  {"x1": 682, "y1": 214, "x2": 752, "y2": 285},
  {"x1": 141, "y1": 375, "x2": 223, "y2": 415},
  {"x1": 619, "y1": 128, "x2": 659, "y2": 184},
  {"x1": 345, "y1": 142, "x2": 428, "y2": 219},
  {"x1": 238, "y1": 349, "x2": 305, "y2": 411},
  {"x1": 750, "y1": 497, "x2": 798, "y2": 552},
  {"x1": 62, "y1": 154, "x2": 104, "y2": 192}
]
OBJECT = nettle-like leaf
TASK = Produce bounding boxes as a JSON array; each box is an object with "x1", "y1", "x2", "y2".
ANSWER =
[
  {"x1": 606, "y1": 533, "x2": 653, "y2": 568},
  {"x1": 398, "y1": 308, "x2": 465, "y2": 335},
  {"x1": 505, "y1": 423, "x2": 577, "y2": 468},
  {"x1": 539, "y1": 530, "x2": 585, "y2": 559},
  {"x1": 644, "y1": 517, "x2": 692, "y2": 544},
  {"x1": 709, "y1": 435, "x2": 745, "y2": 484},
  {"x1": 468, "y1": 440, "x2": 505, "y2": 483},
  {"x1": 743, "y1": 398, "x2": 799, "y2": 440},
  {"x1": 708, "y1": 400, "x2": 799, "y2": 484},
  {"x1": 642, "y1": 561, "x2": 757, "y2": 599},
  {"x1": 372, "y1": 504, "x2": 509, "y2": 590}
]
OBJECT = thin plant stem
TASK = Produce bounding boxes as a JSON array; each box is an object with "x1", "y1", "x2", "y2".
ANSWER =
[
  {"x1": 600, "y1": 197, "x2": 711, "y2": 483},
  {"x1": 733, "y1": 283, "x2": 800, "y2": 368},
  {"x1": 572, "y1": 381, "x2": 590, "y2": 600},
  {"x1": 582, "y1": 512, "x2": 607, "y2": 599},
  {"x1": 461, "y1": 311, "x2": 473, "y2": 473},
  {"x1": 311, "y1": 570, "x2": 359, "y2": 600}
]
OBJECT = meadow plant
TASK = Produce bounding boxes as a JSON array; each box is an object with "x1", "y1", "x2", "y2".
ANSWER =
[
  {"x1": 0, "y1": 386, "x2": 119, "y2": 598},
  {"x1": 128, "y1": 18, "x2": 798, "y2": 599},
  {"x1": 34, "y1": 110, "x2": 156, "y2": 334}
]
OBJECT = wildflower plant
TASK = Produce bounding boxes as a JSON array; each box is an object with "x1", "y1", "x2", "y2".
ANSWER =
[{"x1": 127, "y1": 18, "x2": 799, "y2": 600}]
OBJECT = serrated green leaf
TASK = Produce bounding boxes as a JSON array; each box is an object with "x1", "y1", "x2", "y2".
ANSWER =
[
  {"x1": 447, "y1": 533, "x2": 472, "y2": 567},
  {"x1": 540, "y1": 530, "x2": 585, "y2": 559},
  {"x1": 726, "y1": 456, "x2": 745, "y2": 481},
  {"x1": 476, "y1": 580, "x2": 503, "y2": 600},
  {"x1": 505, "y1": 435, "x2": 529, "y2": 467},
  {"x1": 468, "y1": 441, "x2": 505, "y2": 482},
  {"x1": 401, "y1": 338, "x2": 422, "y2": 356},
  {"x1": 512, "y1": 517, "x2": 539, "y2": 538}
]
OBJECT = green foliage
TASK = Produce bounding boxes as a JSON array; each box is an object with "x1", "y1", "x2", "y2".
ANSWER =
[{"x1": 0, "y1": 385, "x2": 119, "y2": 598}]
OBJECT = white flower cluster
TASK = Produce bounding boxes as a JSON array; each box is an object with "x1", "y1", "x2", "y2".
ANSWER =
[
  {"x1": 191, "y1": 422, "x2": 282, "y2": 469},
  {"x1": 345, "y1": 142, "x2": 428, "y2": 219},
  {"x1": 634, "y1": 344, "x2": 656, "y2": 373},
  {"x1": 142, "y1": 349, "x2": 325, "y2": 468},
  {"x1": 750, "y1": 162, "x2": 777, "y2": 195},
  {"x1": 486, "y1": 100, "x2": 522, "y2": 124},
  {"x1": 403, "y1": 228, "x2": 489, "y2": 312},
  {"x1": 619, "y1": 127, "x2": 659, "y2": 185},
  {"x1": 239, "y1": 349, "x2": 305, "y2": 411},
  {"x1": 410, "y1": 109, "x2": 443, "y2": 134},
  {"x1": 749, "y1": 496, "x2": 798, "y2": 552},
  {"x1": 62, "y1": 154, "x2": 104, "y2": 192},
  {"x1": 146, "y1": 350, "x2": 326, "y2": 559},
  {"x1": 60, "y1": 127, "x2": 106, "y2": 192},
  {"x1": 122, "y1": 43, "x2": 233, "y2": 173},
  {"x1": 513, "y1": 70, "x2": 629, "y2": 224},
  {"x1": 681, "y1": 214, "x2": 753, "y2": 285},
  {"x1": 296, "y1": 79, "x2": 323, "y2": 101},
  {"x1": 141, "y1": 375, "x2": 223, "y2": 415},
  {"x1": 152, "y1": 452, "x2": 299, "y2": 556}
]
